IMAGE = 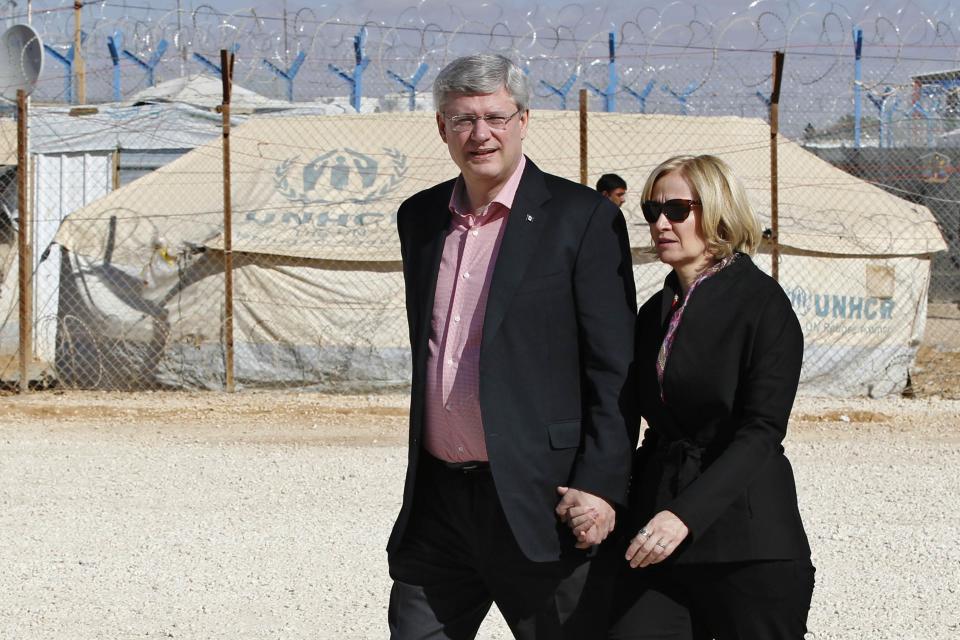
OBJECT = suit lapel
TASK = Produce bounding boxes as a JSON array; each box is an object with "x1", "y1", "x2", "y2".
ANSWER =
[
  {"x1": 413, "y1": 185, "x2": 454, "y2": 349},
  {"x1": 481, "y1": 160, "x2": 551, "y2": 349}
]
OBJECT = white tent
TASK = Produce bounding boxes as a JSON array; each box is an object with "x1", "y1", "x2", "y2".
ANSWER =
[
  {"x1": 128, "y1": 74, "x2": 292, "y2": 112},
  {"x1": 52, "y1": 111, "x2": 947, "y2": 394},
  {"x1": 0, "y1": 102, "x2": 232, "y2": 379},
  {"x1": 128, "y1": 73, "x2": 385, "y2": 115}
]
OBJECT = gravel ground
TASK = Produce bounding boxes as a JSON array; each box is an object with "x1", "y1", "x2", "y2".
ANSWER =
[{"x1": 0, "y1": 391, "x2": 958, "y2": 639}]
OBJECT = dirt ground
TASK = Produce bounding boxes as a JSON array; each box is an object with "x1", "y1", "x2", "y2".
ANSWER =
[
  {"x1": 0, "y1": 391, "x2": 958, "y2": 639},
  {"x1": 911, "y1": 346, "x2": 960, "y2": 399}
]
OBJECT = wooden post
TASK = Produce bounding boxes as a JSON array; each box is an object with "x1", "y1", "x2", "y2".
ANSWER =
[
  {"x1": 221, "y1": 50, "x2": 235, "y2": 392},
  {"x1": 769, "y1": 51, "x2": 785, "y2": 282},
  {"x1": 579, "y1": 89, "x2": 588, "y2": 185},
  {"x1": 74, "y1": 0, "x2": 86, "y2": 104},
  {"x1": 17, "y1": 90, "x2": 31, "y2": 392},
  {"x1": 112, "y1": 149, "x2": 120, "y2": 190}
]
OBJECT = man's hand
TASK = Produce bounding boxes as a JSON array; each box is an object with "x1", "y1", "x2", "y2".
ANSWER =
[{"x1": 555, "y1": 487, "x2": 615, "y2": 549}]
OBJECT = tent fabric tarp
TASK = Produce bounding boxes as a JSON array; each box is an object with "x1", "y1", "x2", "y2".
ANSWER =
[{"x1": 49, "y1": 111, "x2": 947, "y2": 395}]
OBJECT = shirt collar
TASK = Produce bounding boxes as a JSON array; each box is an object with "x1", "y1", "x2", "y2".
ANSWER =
[{"x1": 448, "y1": 155, "x2": 527, "y2": 221}]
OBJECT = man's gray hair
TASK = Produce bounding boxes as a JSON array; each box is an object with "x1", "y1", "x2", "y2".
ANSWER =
[{"x1": 433, "y1": 54, "x2": 530, "y2": 112}]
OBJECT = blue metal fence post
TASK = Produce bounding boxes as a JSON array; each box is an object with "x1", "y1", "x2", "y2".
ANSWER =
[
  {"x1": 853, "y1": 27, "x2": 863, "y2": 148},
  {"x1": 881, "y1": 91, "x2": 898, "y2": 148},
  {"x1": 262, "y1": 51, "x2": 306, "y2": 101},
  {"x1": 328, "y1": 26, "x2": 370, "y2": 112},
  {"x1": 866, "y1": 88, "x2": 896, "y2": 148},
  {"x1": 107, "y1": 31, "x2": 122, "y2": 101},
  {"x1": 607, "y1": 31, "x2": 617, "y2": 112},
  {"x1": 584, "y1": 31, "x2": 617, "y2": 112},
  {"x1": 386, "y1": 62, "x2": 428, "y2": 111}
]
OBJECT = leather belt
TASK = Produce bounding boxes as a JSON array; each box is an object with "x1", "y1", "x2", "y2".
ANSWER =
[
  {"x1": 426, "y1": 453, "x2": 491, "y2": 473},
  {"x1": 442, "y1": 459, "x2": 490, "y2": 473}
]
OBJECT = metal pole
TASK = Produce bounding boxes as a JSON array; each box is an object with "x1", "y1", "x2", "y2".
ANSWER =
[
  {"x1": 74, "y1": 0, "x2": 86, "y2": 104},
  {"x1": 579, "y1": 89, "x2": 588, "y2": 185},
  {"x1": 177, "y1": 0, "x2": 185, "y2": 77},
  {"x1": 220, "y1": 50, "x2": 235, "y2": 392},
  {"x1": 283, "y1": 0, "x2": 288, "y2": 66},
  {"x1": 853, "y1": 27, "x2": 863, "y2": 149},
  {"x1": 17, "y1": 90, "x2": 31, "y2": 392},
  {"x1": 606, "y1": 31, "x2": 616, "y2": 113},
  {"x1": 770, "y1": 51, "x2": 785, "y2": 283}
]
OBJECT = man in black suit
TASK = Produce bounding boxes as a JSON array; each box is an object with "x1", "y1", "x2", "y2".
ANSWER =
[{"x1": 386, "y1": 54, "x2": 637, "y2": 639}]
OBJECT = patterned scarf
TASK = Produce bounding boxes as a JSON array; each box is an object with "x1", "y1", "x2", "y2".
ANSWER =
[{"x1": 656, "y1": 253, "x2": 738, "y2": 403}]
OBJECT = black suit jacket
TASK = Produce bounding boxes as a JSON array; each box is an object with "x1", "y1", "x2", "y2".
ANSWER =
[
  {"x1": 388, "y1": 158, "x2": 637, "y2": 562},
  {"x1": 631, "y1": 254, "x2": 811, "y2": 564}
]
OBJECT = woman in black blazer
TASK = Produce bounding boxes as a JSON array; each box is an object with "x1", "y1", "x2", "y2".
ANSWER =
[{"x1": 603, "y1": 155, "x2": 814, "y2": 639}]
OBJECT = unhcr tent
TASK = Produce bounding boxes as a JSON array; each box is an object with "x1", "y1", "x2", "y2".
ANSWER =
[{"x1": 54, "y1": 111, "x2": 946, "y2": 395}]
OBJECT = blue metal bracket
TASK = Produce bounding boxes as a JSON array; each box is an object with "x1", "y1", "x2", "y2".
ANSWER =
[
  {"x1": 122, "y1": 38, "x2": 169, "y2": 88},
  {"x1": 43, "y1": 31, "x2": 86, "y2": 104},
  {"x1": 262, "y1": 51, "x2": 306, "y2": 102},
  {"x1": 386, "y1": 62, "x2": 428, "y2": 111},
  {"x1": 661, "y1": 81, "x2": 697, "y2": 115},
  {"x1": 623, "y1": 80, "x2": 655, "y2": 113},
  {"x1": 192, "y1": 44, "x2": 240, "y2": 78},
  {"x1": 540, "y1": 73, "x2": 578, "y2": 110}
]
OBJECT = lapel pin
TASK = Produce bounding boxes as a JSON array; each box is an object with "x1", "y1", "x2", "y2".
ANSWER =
[{"x1": 526, "y1": 214, "x2": 534, "y2": 222}]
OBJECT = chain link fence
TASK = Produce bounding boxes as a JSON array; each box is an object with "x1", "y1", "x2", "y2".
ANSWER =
[{"x1": 0, "y1": 3, "x2": 958, "y2": 397}]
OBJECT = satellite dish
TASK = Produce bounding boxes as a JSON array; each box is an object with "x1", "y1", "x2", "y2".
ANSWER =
[{"x1": 0, "y1": 24, "x2": 44, "y2": 101}]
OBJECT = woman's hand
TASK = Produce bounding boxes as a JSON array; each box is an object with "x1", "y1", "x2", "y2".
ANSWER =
[{"x1": 625, "y1": 510, "x2": 689, "y2": 568}]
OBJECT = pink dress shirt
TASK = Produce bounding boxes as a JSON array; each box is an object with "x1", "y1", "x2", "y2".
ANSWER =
[{"x1": 423, "y1": 156, "x2": 527, "y2": 463}]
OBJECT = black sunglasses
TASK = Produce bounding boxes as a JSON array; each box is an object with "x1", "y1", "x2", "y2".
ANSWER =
[{"x1": 641, "y1": 199, "x2": 701, "y2": 224}]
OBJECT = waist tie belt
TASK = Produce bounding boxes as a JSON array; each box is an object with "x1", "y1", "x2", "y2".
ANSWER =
[{"x1": 654, "y1": 438, "x2": 704, "y2": 507}]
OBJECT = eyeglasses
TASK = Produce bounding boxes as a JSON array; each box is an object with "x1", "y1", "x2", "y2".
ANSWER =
[
  {"x1": 444, "y1": 108, "x2": 522, "y2": 133},
  {"x1": 641, "y1": 199, "x2": 701, "y2": 224}
]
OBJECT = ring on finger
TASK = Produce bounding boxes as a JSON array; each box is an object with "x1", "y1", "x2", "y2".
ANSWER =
[
  {"x1": 638, "y1": 527, "x2": 650, "y2": 537},
  {"x1": 655, "y1": 541, "x2": 668, "y2": 550}
]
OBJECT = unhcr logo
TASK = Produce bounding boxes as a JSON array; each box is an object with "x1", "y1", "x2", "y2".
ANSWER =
[{"x1": 274, "y1": 148, "x2": 408, "y2": 204}]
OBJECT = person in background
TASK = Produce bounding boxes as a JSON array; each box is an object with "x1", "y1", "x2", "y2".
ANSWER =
[
  {"x1": 387, "y1": 53, "x2": 637, "y2": 639},
  {"x1": 597, "y1": 173, "x2": 628, "y2": 207},
  {"x1": 606, "y1": 154, "x2": 814, "y2": 640}
]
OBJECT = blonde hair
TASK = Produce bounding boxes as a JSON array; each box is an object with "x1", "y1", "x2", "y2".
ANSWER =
[{"x1": 640, "y1": 155, "x2": 761, "y2": 258}]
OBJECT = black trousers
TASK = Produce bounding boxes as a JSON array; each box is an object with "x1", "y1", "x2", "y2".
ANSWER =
[
  {"x1": 607, "y1": 558, "x2": 815, "y2": 640},
  {"x1": 388, "y1": 454, "x2": 617, "y2": 640}
]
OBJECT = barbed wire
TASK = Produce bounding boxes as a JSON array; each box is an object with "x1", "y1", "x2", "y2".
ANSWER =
[{"x1": 2, "y1": 0, "x2": 953, "y2": 138}]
